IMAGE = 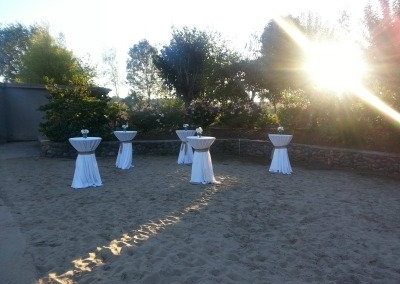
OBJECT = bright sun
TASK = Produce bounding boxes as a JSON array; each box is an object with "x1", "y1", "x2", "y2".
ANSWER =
[
  {"x1": 273, "y1": 15, "x2": 400, "y2": 124},
  {"x1": 304, "y1": 42, "x2": 367, "y2": 93}
]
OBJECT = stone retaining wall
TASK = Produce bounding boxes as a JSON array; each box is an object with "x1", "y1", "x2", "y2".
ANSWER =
[
  {"x1": 40, "y1": 139, "x2": 400, "y2": 178},
  {"x1": 289, "y1": 143, "x2": 400, "y2": 177}
]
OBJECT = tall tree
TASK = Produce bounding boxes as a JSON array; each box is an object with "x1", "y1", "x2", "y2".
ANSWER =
[
  {"x1": 203, "y1": 35, "x2": 248, "y2": 103},
  {"x1": 0, "y1": 23, "x2": 35, "y2": 82},
  {"x1": 18, "y1": 27, "x2": 93, "y2": 85},
  {"x1": 126, "y1": 40, "x2": 166, "y2": 102},
  {"x1": 155, "y1": 27, "x2": 248, "y2": 117},
  {"x1": 103, "y1": 48, "x2": 121, "y2": 97},
  {"x1": 259, "y1": 16, "x2": 306, "y2": 112},
  {"x1": 154, "y1": 28, "x2": 210, "y2": 109}
]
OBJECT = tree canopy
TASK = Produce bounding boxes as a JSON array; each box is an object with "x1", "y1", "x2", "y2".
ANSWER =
[
  {"x1": 18, "y1": 27, "x2": 93, "y2": 85},
  {"x1": 154, "y1": 27, "x2": 246, "y2": 111},
  {"x1": 154, "y1": 28, "x2": 211, "y2": 108},
  {"x1": 0, "y1": 23, "x2": 35, "y2": 82},
  {"x1": 126, "y1": 39, "x2": 166, "y2": 102}
]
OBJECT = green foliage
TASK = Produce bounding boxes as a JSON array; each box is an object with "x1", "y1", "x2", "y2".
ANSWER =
[
  {"x1": 155, "y1": 26, "x2": 246, "y2": 117},
  {"x1": 234, "y1": 59, "x2": 266, "y2": 102},
  {"x1": 256, "y1": 108, "x2": 279, "y2": 129},
  {"x1": 277, "y1": 89, "x2": 311, "y2": 129},
  {"x1": 309, "y1": 95, "x2": 372, "y2": 147},
  {"x1": 0, "y1": 23, "x2": 35, "y2": 82},
  {"x1": 129, "y1": 98, "x2": 185, "y2": 136},
  {"x1": 107, "y1": 101, "x2": 129, "y2": 130},
  {"x1": 204, "y1": 55, "x2": 249, "y2": 103},
  {"x1": 126, "y1": 40, "x2": 167, "y2": 101},
  {"x1": 121, "y1": 92, "x2": 146, "y2": 110},
  {"x1": 39, "y1": 78, "x2": 126, "y2": 142},
  {"x1": 126, "y1": 97, "x2": 222, "y2": 136},
  {"x1": 217, "y1": 100, "x2": 262, "y2": 128},
  {"x1": 18, "y1": 27, "x2": 93, "y2": 85},
  {"x1": 154, "y1": 27, "x2": 211, "y2": 108},
  {"x1": 188, "y1": 100, "x2": 220, "y2": 128},
  {"x1": 127, "y1": 97, "x2": 277, "y2": 135}
]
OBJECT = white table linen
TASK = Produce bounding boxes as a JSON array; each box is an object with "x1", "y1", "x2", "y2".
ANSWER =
[
  {"x1": 268, "y1": 134, "x2": 293, "y2": 175},
  {"x1": 176, "y1": 130, "x2": 196, "y2": 164},
  {"x1": 187, "y1": 136, "x2": 217, "y2": 184},
  {"x1": 114, "y1": 131, "x2": 137, "y2": 169},
  {"x1": 69, "y1": 137, "x2": 102, "y2": 189}
]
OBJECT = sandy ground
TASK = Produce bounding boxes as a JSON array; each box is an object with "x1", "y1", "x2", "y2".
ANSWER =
[{"x1": 1, "y1": 153, "x2": 400, "y2": 283}]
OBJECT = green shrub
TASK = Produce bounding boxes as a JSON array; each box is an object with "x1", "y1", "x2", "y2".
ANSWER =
[
  {"x1": 108, "y1": 101, "x2": 130, "y2": 130},
  {"x1": 188, "y1": 100, "x2": 220, "y2": 128},
  {"x1": 255, "y1": 108, "x2": 279, "y2": 129},
  {"x1": 217, "y1": 100, "x2": 262, "y2": 128},
  {"x1": 39, "y1": 79, "x2": 127, "y2": 142},
  {"x1": 129, "y1": 98, "x2": 186, "y2": 136},
  {"x1": 277, "y1": 89, "x2": 310, "y2": 130},
  {"x1": 128, "y1": 98, "x2": 222, "y2": 136}
]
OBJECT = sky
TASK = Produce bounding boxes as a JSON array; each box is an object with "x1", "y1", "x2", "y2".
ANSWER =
[{"x1": 0, "y1": 0, "x2": 371, "y2": 97}]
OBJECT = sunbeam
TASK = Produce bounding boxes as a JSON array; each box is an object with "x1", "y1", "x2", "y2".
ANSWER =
[
  {"x1": 352, "y1": 85, "x2": 400, "y2": 124},
  {"x1": 304, "y1": 42, "x2": 367, "y2": 93},
  {"x1": 273, "y1": 15, "x2": 400, "y2": 124},
  {"x1": 39, "y1": 176, "x2": 236, "y2": 284}
]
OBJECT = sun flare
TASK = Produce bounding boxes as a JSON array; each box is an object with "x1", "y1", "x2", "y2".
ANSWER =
[
  {"x1": 304, "y1": 42, "x2": 367, "y2": 93},
  {"x1": 273, "y1": 15, "x2": 400, "y2": 124}
]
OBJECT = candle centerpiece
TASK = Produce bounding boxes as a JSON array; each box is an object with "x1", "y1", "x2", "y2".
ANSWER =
[
  {"x1": 122, "y1": 123, "x2": 129, "y2": 132},
  {"x1": 183, "y1": 123, "x2": 189, "y2": 131}
]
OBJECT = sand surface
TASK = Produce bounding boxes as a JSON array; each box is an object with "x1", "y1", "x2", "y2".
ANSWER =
[{"x1": 1, "y1": 154, "x2": 400, "y2": 283}]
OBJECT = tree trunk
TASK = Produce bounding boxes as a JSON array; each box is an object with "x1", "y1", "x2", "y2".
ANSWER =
[
  {"x1": 147, "y1": 85, "x2": 151, "y2": 106},
  {"x1": 184, "y1": 99, "x2": 190, "y2": 121},
  {"x1": 250, "y1": 90, "x2": 256, "y2": 102}
]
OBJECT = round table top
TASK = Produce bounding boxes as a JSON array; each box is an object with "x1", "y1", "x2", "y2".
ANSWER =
[
  {"x1": 268, "y1": 134, "x2": 293, "y2": 147},
  {"x1": 114, "y1": 131, "x2": 137, "y2": 141},
  {"x1": 69, "y1": 137, "x2": 102, "y2": 142},
  {"x1": 114, "y1": 130, "x2": 137, "y2": 133},
  {"x1": 187, "y1": 136, "x2": 216, "y2": 149},
  {"x1": 69, "y1": 137, "x2": 102, "y2": 152},
  {"x1": 268, "y1": 134, "x2": 293, "y2": 138},
  {"x1": 176, "y1": 130, "x2": 197, "y2": 141},
  {"x1": 187, "y1": 135, "x2": 215, "y2": 139}
]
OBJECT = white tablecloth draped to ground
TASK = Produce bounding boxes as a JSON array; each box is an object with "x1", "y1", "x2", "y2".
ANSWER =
[
  {"x1": 69, "y1": 137, "x2": 102, "y2": 189},
  {"x1": 176, "y1": 130, "x2": 196, "y2": 164},
  {"x1": 268, "y1": 134, "x2": 293, "y2": 175},
  {"x1": 187, "y1": 136, "x2": 217, "y2": 184},
  {"x1": 114, "y1": 131, "x2": 137, "y2": 170}
]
